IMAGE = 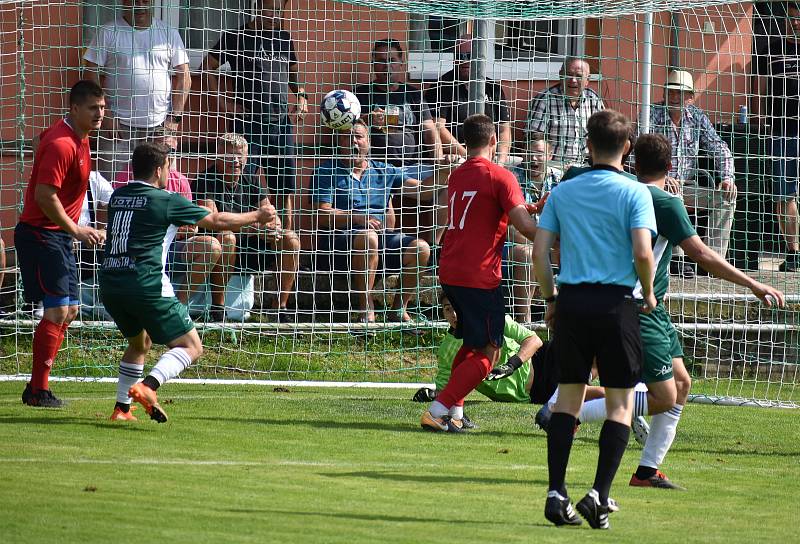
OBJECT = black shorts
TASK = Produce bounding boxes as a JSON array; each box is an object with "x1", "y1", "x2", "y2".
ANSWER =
[
  {"x1": 441, "y1": 283, "x2": 506, "y2": 349},
  {"x1": 316, "y1": 229, "x2": 416, "y2": 273},
  {"x1": 551, "y1": 283, "x2": 643, "y2": 388},
  {"x1": 529, "y1": 340, "x2": 560, "y2": 405},
  {"x1": 14, "y1": 222, "x2": 79, "y2": 305}
]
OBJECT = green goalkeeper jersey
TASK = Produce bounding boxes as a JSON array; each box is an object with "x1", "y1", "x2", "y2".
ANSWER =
[
  {"x1": 435, "y1": 315, "x2": 536, "y2": 403},
  {"x1": 633, "y1": 185, "x2": 697, "y2": 301},
  {"x1": 99, "y1": 181, "x2": 210, "y2": 297}
]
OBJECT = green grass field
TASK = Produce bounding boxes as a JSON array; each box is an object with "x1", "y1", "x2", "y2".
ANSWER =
[{"x1": 0, "y1": 382, "x2": 797, "y2": 544}]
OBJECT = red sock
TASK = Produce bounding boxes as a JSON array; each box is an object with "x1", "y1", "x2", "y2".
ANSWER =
[
  {"x1": 451, "y1": 346, "x2": 472, "y2": 372},
  {"x1": 31, "y1": 319, "x2": 65, "y2": 392},
  {"x1": 437, "y1": 350, "x2": 493, "y2": 408}
]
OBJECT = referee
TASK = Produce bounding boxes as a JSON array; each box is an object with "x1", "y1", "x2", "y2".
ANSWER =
[{"x1": 533, "y1": 110, "x2": 657, "y2": 529}]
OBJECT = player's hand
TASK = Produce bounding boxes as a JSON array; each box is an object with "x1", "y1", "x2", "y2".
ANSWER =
[
  {"x1": 353, "y1": 213, "x2": 382, "y2": 230},
  {"x1": 163, "y1": 120, "x2": 180, "y2": 133},
  {"x1": 718, "y1": 179, "x2": 737, "y2": 202},
  {"x1": 640, "y1": 293, "x2": 657, "y2": 314},
  {"x1": 544, "y1": 300, "x2": 557, "y2": 329},
  {"x1": 526, "y1": 191, "x2": 550, "y2": 215},
  {"x1": 665, "y1": 177, "x2": 683, "y2": 196},
  {"x1": 752, "y1": 282, "x2": 785, "y2": 307},
  {"x1": 485, "y1": 355, "x2": 523, "y2": 381},
  {"x1": 75, "y1": 226, "x2": 105, "y2": 247}
]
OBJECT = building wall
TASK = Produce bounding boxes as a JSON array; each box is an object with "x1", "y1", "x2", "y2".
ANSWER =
[{"x1": 0, "y1": 1, "x2": 758, "y2": 247}]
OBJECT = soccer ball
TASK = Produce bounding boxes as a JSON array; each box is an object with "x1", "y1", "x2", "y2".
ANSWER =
[{"x1": 320, "y1": 89, "x2": 361, "y2": 131}]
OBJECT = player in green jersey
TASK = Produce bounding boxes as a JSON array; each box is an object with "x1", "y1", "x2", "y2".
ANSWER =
[{"x1": 99, "y1": 142, "x2": 275, "y2": 423}]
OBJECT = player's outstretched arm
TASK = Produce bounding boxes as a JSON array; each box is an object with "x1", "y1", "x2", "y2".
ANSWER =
[
  {"x1": 196, "y1": 202, "x2": 276, "y2": 232},
  {"x1": 632, "y1": 227, "x2": 657, "y2": 313},
  {"x1": 680, "y1": 235, "x2": 786, "y2": 307},
  {"x1": 533, "y1": 228, "x2": 557, "y2": 327},
  {"x1": 508, "y1": 205, "x2": 538, "y2": 242}
]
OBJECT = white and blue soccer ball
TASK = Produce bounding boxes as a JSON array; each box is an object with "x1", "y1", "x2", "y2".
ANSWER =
[{"x1": 320, "y1": 89, "x2": 361, "y2": 131}]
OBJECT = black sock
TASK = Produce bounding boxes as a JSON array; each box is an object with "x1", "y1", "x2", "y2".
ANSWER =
[
  {"x1": 114, "y1": 401, "x2": 130, "y2": 413},
  {"x1": 547, "y1": 412, "x2": 577, "y2": 496},
  {"x1": 142, "y1": 376, "x2": 160, "y2": 391},
  {"x1": 635, "y1": 465, "x2": 657, "y2": 480},
  {"x1": 593, "y1": 420, "x2": 630, "y2": 504}
]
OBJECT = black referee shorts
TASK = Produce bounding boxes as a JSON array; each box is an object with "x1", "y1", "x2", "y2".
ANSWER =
[
  {"x1": 441, "y1": 283, "x2": 506, "y2": 349},
  {"x1": 551, "y1": 283, "x2": 643, "y2": 388},
  {"x1": 14, "y1": 222, "x2": 79, "y2": 306}
]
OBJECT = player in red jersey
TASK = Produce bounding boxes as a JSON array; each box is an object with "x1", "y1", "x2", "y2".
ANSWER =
[
  {"x1": 421, "y1": 114, "x2": 542, "y2": 431},
  {"x1": 14, "y1": 80, "x2": 106, "y2": 408}
]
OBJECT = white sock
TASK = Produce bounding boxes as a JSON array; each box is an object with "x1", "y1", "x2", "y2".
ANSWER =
[
  {"x1": 634, "y1": 382, "x2": 649, "y2": 394},
  {"x1": 633, "y1": 388, "x2": 649, "y2": 418},
  {"x1": 148, "y1": 347, "x2": 192, "y2": 386},
  {"x1": 116, "y1": 361, "x2": 144, "y2": 404},
  {"x1": 547, "y1": 388, "x2": 559, "y2": 409},
  {"x1": 449, "y1": 405, "x2": 464, "y2": 420},
  {"x1": 429, "y1": 400, "x2": 449, "y2": 419},
  {"x1": 579, "y1": 398, "x2": 607, "y2": 423},
  {"x1": 639, "y1": 404, "x2": 684, "y2": 468}
]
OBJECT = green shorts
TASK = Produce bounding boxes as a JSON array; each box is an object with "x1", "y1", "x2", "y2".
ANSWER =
[
  {"x1": 100, "y1": 290, "x2": 195, "y2": 345},
  {"x1": 639, "y1": 305, "x2": 683, "y2": 383}
]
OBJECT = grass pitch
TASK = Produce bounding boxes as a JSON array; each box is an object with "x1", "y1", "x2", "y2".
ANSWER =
[{"x1": 0, "y1": 382, "x2": 797, "y2": 544}]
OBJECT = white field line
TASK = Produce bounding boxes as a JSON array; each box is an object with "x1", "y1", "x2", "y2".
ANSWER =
[{"x1": 0, "y1": 375, "x2": 433, "y2": 389}]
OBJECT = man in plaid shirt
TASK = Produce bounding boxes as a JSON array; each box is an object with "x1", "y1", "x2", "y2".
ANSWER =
[
  {"x1": 526, "y1": 58, "x2": 605, "y2": 165},
  {"x1": 648, "y1": 70, "x2": 736, "y2": 274}
]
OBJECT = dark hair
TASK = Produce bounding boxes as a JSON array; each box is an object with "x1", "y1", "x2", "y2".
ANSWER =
[
  {"x1": 69, "y1": 80, "x2": 104, "y2": 106},
  {"x1": 634, "y1": 134, "x2": 672, "y2": 179},
  {"x1": 787, "y1": 2, "x2": 800, "y2": 13},
  {"x1": 132, "y1": 141, "x2": 170, "y2": 181},
  {"x1": 463, "y1": 114, "x2": 495, "y2": 149},
  {"x1": 621, "y1": 129, "x2": 637, "y2": 164},
  {"x1": 372, "y1": 38, "x2": 404, "y2": 58},
  {"x1": 586, "y1": 110, "x2": 632, "y2": 156}
]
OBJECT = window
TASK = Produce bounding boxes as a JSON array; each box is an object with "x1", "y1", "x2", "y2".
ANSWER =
[{"x1": 407, "y1": 15, "x2": 585, "y2": 81}]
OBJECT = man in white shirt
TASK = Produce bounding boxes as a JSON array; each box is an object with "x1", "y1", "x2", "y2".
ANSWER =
[{"x1": 83, "y1": 0, "x2": 191, "y2": 180}]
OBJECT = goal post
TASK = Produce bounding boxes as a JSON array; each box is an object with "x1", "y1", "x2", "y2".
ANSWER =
[{"x1": 0, "y1": 0, "x2": 797, "y2": 408}]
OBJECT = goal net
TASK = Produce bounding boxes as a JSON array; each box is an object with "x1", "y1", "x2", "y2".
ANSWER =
[{"x1": 0, "y1": 0, "x2": 797, "y2": 407}]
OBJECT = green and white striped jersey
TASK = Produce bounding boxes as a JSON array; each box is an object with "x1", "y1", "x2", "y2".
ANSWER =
[
  {"x1": 634, "y1": 184, "x2": 697, "y2": 301},
  {"x1": 98, "y1": 181, "x2": 210, "y2": 297}
]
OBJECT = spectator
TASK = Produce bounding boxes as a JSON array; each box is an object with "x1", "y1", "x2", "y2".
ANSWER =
[
  {"x1": 526, "y1": 58, "x2": 604, "y2": 166},
  {"x1": 84, "y1": 0, "x2": 191, "y2": 181},
  {"x1": 194, "y1": 133, "x2": 300, "y2": 323},
  {"x1": 355, "y1": 38, "x2": 441, "y2": 166},
  {"x1": 505, "y1": 133, "x2": 563, "y2": 322},
  {"x1": 312, "y1": 119, "x2": 455, "y2": 324},
  {"x1": 648, "y1": 70, "x2": 736, "y2": 276},
  {"x1": 424, "y1": 34, "x2": 512, "y2": 164},
  {"x1": 756, "y1": 4, "x2": 800, "y2": 272},
  {"x1": 114, "y1": 128, "x2": 224, "y2": 309},
  {"x1": 200, "y1": 0, "x2": 308, "y2": 230}
]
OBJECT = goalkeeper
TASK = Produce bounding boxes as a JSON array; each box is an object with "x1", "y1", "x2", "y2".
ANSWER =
[{"x1": 415, "y1": 292, "x2": 545, "y2": 408}]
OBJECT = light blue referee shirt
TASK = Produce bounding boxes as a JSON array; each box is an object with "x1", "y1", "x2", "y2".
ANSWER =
[{"x1": 537, "y1": 165, "x2": 657, "y2": 288}]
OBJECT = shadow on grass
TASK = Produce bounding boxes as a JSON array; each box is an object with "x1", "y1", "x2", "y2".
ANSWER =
[
  {"x1": 0, "y1": 415, "x2": 153, "y2": 432},
  {"x1": 320, "y1": 470, "x2": 550, "y2": 487},
  {"x1": 219, "y1": 507, "x2": 553, "y2": 528},
  {"x1": 187, "y1": 415, "x2": 534, "y2": 438}
]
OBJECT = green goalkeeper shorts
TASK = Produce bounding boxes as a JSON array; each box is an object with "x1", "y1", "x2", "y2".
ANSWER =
[
  {"x1": 101, "y1": 291, "x2": 195, "y2": 345},
  {"x1": 639, "y1": 304, "x2": 683, "y2": 383}
]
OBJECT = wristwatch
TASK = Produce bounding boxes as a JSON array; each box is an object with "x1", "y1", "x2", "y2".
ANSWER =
[
  {"x1": 167, "y1": 113, "x2": 183, "y2": 124},
  {"x1": 297, "y1": 91, "x2": 309, "y2": 100}
]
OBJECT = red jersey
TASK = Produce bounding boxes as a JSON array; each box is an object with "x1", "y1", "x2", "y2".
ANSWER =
[
  {"x1": 19, "y1": 119, "x2": 91, "y2": 230},
  {"x1": 439, "y1": 156, "x2": 525, "y2": 289}
]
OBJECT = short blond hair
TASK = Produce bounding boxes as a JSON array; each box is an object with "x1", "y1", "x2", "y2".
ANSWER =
[{"x1": 218, "y1": 133, "x2": 248, "y2": 152}]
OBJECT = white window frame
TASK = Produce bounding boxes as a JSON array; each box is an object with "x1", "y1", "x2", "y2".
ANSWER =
[{"x1": 407, "y1": 19, "x2": 583, "y2": 81}]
